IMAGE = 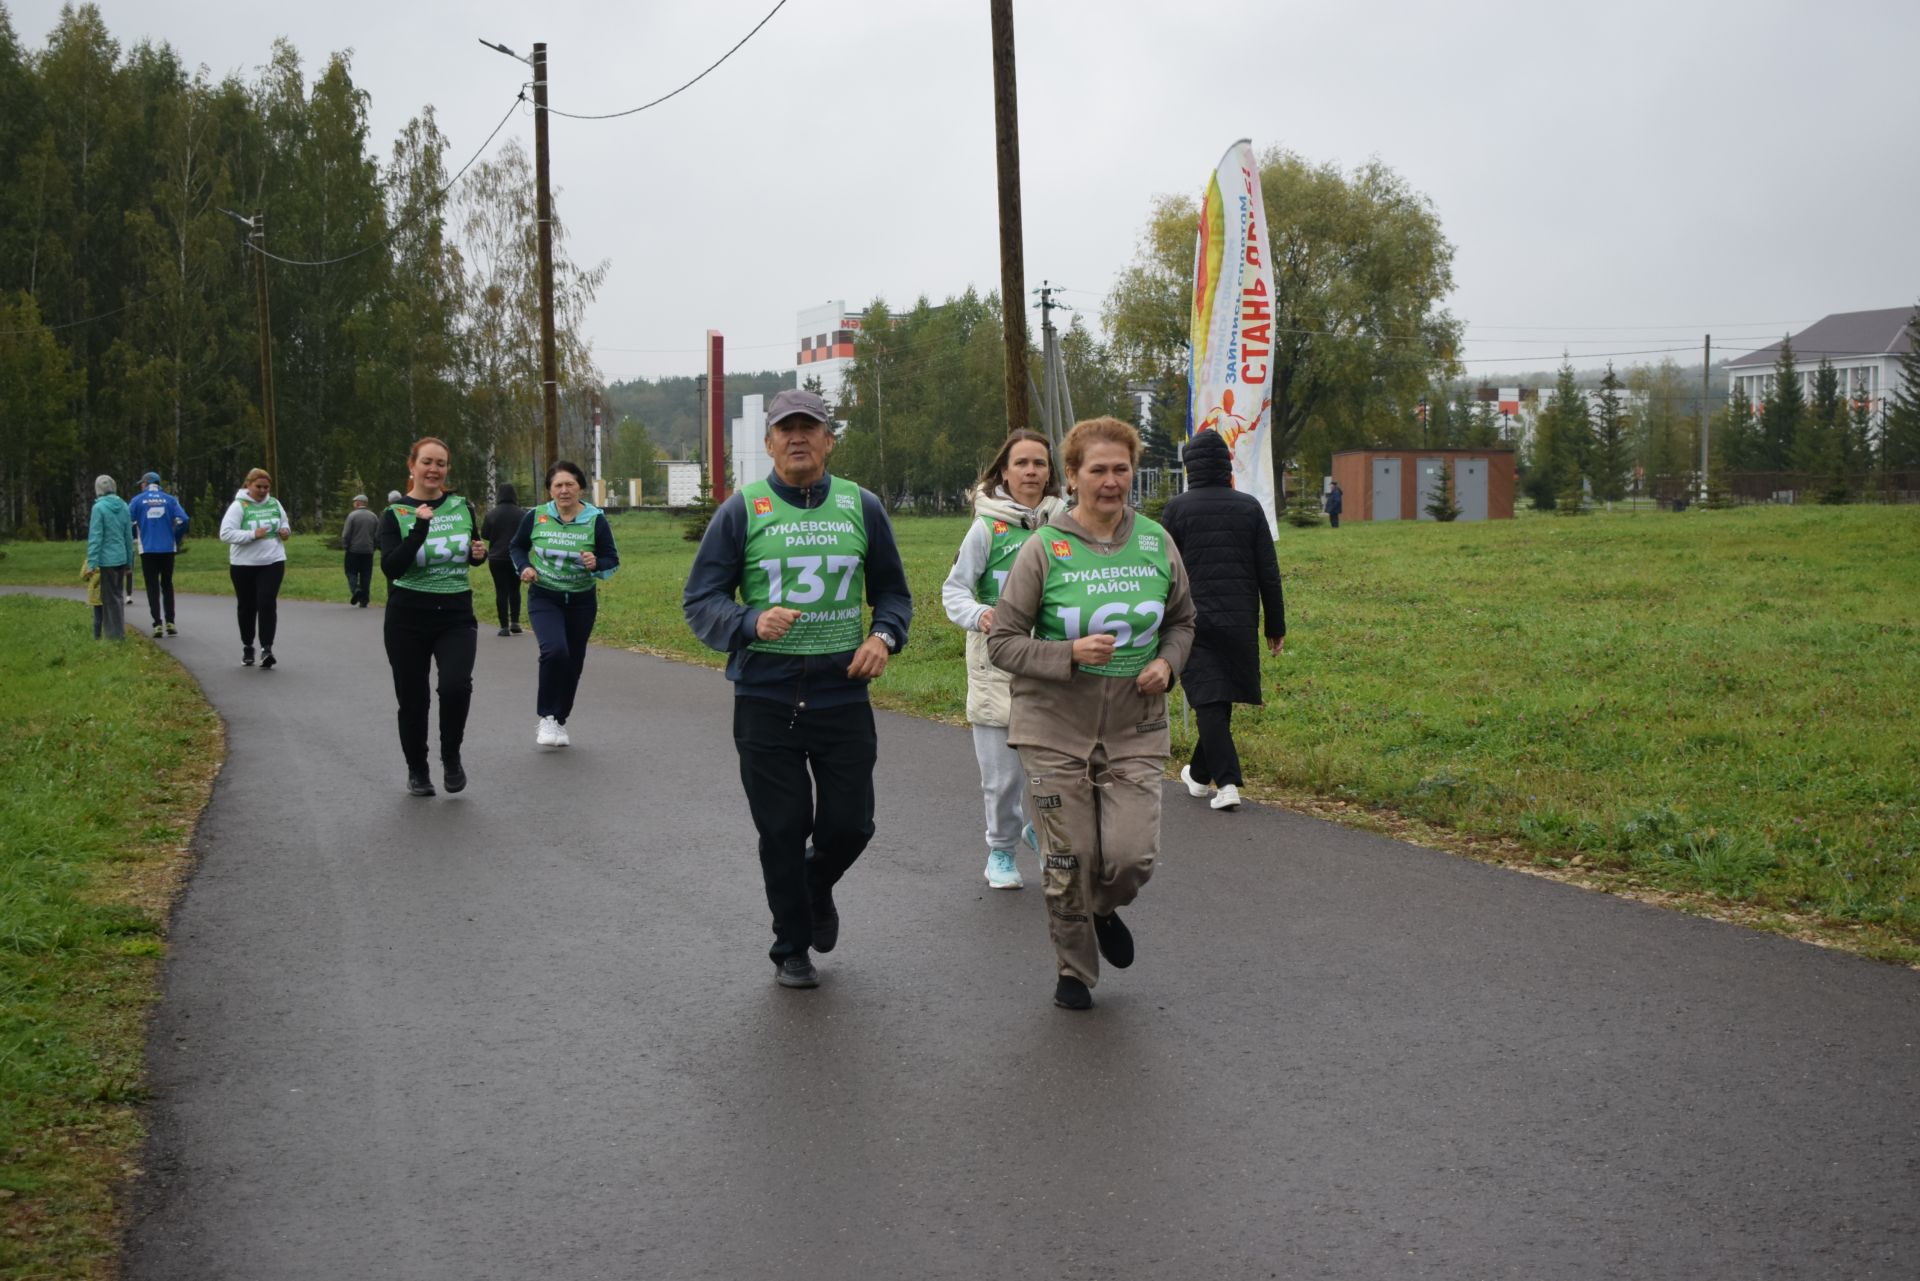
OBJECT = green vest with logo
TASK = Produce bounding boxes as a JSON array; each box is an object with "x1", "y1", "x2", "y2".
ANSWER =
[
  {"x1": 388, "y1": 494, "x2": 475, "y2": 595},
  {"x1": 526, "y1": 503, "x2": 598, "y2": 593},
  {"x1": 741, "y1": 477, "x2": 868, "y2": 655},
  {"x1": 238, "y1": 496, "x2": 286, "y2": 537},
  {"x1": 1032, "y1": 516, "x2": 1172, "y2": 678},
  {"x1": 974, "y1": 515, "x2": 1036, "y2": 607}
]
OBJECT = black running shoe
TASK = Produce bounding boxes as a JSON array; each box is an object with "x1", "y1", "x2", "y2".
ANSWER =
[
  {"x1": 806, "y1": 848, "x2": 839, "y2": 954},
  {"x1": 1093, "y1": 911, "x2": 1134, "y2": 969},
  {"x1": 259, "y1": 648, "x2": 276, "y2": 670},
  {"x1": 242, "y1": 645, "x2": 254, "y2": 667},
  {"x1": 1054, "y1": 976, "x2": 1093, "y2": 1010},
  {"x1": 776, "y1": 955, "x2": 819, "y2": 988},
  {"x1": 443, "y1": 758, "x2": 467, "y2": 794},
  {"x1": 407, "y1": 770, "x2": 436, "y2": 797}
]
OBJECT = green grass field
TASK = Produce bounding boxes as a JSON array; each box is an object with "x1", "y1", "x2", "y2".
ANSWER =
[
  {"x1": 4, "y1": 502, "x2": 1916, "y2": 958},
  {"x1": 0, "y1": 597, "x2": 222, "y2": 1277}
]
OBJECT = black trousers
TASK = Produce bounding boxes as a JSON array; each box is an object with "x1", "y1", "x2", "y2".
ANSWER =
[
  {"x1": 229, "y1": 562, "x2": 285, "y2": 648},
  {"x1": 1187, "y1": 700, "x2": 1244, "y2": 787},
  {"x1": 141, "y1": 551, "x2": 177, "y2": 624},
  {"x1": 528, "y1": 586, "x2": 596, "y2": 722},
  {"x1": 1328, "y1": 512, "x2": 1341, "y2": 528},
  {"x1": 733, "y1": 696, "x2": 878, "y2": 965},
  {"x1": 488, "y1": 559, "x2": 522, "y2": 629},
  {"x1": 343, "y1": 552, "x2": 373, "y2": 604},
  {"x1": 383, "y1": 605, "x2": 478, "y2": 771}
]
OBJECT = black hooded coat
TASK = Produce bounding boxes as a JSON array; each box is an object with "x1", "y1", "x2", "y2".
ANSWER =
[{"x1": 1159, "y1": 429, "x2": 1285, "y2": 706}]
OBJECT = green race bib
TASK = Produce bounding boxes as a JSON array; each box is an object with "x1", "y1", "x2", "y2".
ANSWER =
[
  {"x1": 527, "y1": 503, "x2": 597, "y2": 592},
  {"x1": 974, "y1": 515, "x2": 1036, "y2": 606},
  {"x1": 1032, "y1": 516, "x2": 1172, "y2": 678},
  {"x1": 741, "y1": 477, "x2": 869, "y2": 655},
  {"x1": 388, "y1": 494, "x2": 474, "y2": 594},
  {"x1": 239, "y1": 496, "x2": 285, "y2": 538}
]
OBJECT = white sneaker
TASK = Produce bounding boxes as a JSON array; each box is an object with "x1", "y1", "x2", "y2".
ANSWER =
[
  {"x1": 1211, "y1": 783, "x2": 1242, "y2": 811},
  {"x1": 1179, "y1": 765, "x2": 1211, "y2": 798},
  {"x1": 552, "y1": 721, "x2": 571, "y2": 747},
  {"x1": 536, "y1": 715, "x2": 560, "y2": 746}
]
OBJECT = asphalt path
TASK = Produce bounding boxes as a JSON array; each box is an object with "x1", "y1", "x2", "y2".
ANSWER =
[{"x1": 20, "y1": 590, "x2": 1915, "y2": 1278}]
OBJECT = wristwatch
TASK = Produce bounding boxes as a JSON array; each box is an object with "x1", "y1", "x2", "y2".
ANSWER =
[{"x1": 872, "y1": 630, "x2": 898, "y2": 654}]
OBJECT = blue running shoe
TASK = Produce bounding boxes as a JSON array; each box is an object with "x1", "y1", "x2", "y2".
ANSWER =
[
  {"x1": 985, "y1": 849, "x2": 1023, "y2": 890},
  {"x1": 1022, "y1": 823, "x2": 1038, "y2": 852}
]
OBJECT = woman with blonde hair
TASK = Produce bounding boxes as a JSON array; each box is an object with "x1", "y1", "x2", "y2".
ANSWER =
[
  {"x1": 218, "y1": 467, "x2": 291, "y2": 667},
  {"x1": 941, "y1": 428, "x2": 1064, "y2": 889},
  {"x1": 988, "y1": 417, "x2": 1196, "y2": 1010}
]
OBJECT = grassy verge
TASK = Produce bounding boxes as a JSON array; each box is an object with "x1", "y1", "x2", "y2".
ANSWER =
[
  {"x1": 0, "y1": 597, "x2": 222, "y2": 1278},
  {"x1": 4, "y1": 502, "x2": 1915, "y2": 960}
]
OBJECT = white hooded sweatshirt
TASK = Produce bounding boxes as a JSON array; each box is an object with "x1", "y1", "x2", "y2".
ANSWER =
[{"x1": 219, "y1": 488, "x2": 292, "y2": 566}]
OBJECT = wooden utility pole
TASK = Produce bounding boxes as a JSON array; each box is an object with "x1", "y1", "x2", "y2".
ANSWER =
[
  {"x1": 989, "y1": 0, "x2": 1030, "y2": 435},
  {"x1": 250, "y1": 212, "x2": 279, "y2": 482},
  {"x1": 533, "y1": 41, "x2": 559, "y2": 474}
]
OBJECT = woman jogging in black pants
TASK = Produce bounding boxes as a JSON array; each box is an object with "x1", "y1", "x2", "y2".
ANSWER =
[
  {"x1": 218, "y1": 467, "x2": 291, "y2": 667},
  {"x1": 378, "y1": 436, "x2": 489, "y2": 797},
  {"x1": 510, "y1": 461, "x2": 619, "y2": 747},
  {"x1": 479, "y1": 483, "x2": 526, "y2": 636}
]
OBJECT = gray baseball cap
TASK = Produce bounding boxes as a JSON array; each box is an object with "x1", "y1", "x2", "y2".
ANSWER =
[{"x1": 766, "y1": 388, "x2": 830, "y2": 425}]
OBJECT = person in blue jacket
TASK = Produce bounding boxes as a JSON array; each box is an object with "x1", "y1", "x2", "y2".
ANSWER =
[
  {"x1": 682, "y1": 387, "x2": 913, "y2": 990},
  {"x1": 130, "y1": 471, "x2": 190, "y2": 636},
  {"x1": 508, "y1": 460, "x2": 620, "y2": 748}
]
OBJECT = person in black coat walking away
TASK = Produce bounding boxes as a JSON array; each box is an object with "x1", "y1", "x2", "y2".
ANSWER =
[
  {"x1": 1160, "y1": 428, "x2": 1285, "y2": 811},
  {"x1": 1324, "y1": 481, "x2": 1343, "y2": 528},
  {"x1": 479, "y1": 484, "x2": 526, "y2": 636}
]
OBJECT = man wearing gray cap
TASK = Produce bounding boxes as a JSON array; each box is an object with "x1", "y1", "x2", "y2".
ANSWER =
[
  {"x1": 683, "y1": 387, "x2": 913, "y2": 990},
  {"x1": 340, "y1": 493, "x2": 379, "y2": 607}
]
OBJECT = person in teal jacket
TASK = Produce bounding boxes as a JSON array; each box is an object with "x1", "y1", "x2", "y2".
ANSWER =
[{"x1": 85, "y1": 475, "x2": 134, "y2": 640}]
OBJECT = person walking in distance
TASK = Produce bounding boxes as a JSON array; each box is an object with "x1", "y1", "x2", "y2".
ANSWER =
[
  {"x1": 1324, "y1": 481, "x2": 1343, "y2": 529},
  {"x1": 1160, "y1": 428, "x2": 1285, "y2": 812},
  {"x1": 130, "y1": 471, "x2": 189, "y2": 636},
  {"x1": 988, "y1": 417, "x2": 1196, "y2": 1011},
  {"x1": 378, "y1": 437, "x2": 489, "y2": 797},
  {"x1": 480, "y1": 483, "x2": 527, "y2": 636},
  {"x1": 218, "y1": 468, "x2": 291, "y2": 667},
  {"x1": 84, "y1": 475, "x2": 135, "y2": 641},
  {"x1": 941, "y1": 429, "x2": 1064, "y2": 889},
  {"x1": 510, "y1": 462, "x2": 619, "y2": 747},
  {"x1": 682, "y1": 388, "x2": 913, "y2": 990},
  {"x1": 340, "y1": 494, "x2": 379, "y2": 607}
]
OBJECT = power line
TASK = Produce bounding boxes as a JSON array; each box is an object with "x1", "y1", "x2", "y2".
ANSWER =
[
  {"x1": 244, "y1": 93, "x2": 525, "y2": 268},
  {"x1": 547, "y1": 0, "x2": 790, "y2": 121}
]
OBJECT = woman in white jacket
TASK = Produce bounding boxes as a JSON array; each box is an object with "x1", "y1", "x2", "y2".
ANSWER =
[
  {"x1": 941, "y1": 429, "x2": 1064, "y2": 889},
  {"x1": 219, "y1": 467, "x2": 292, "y2": 667}
]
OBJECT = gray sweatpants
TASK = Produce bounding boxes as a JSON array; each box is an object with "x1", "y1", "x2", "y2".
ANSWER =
[
  {"x1": 97, "y1": 566, "x2": 128, "y2": 640},
  {"x1": 972, "y1": 723, "x2": 1027, "y2": 853},
  {"x1": 1018, "y1": 743, "x2": 1161, "y2": 987}
]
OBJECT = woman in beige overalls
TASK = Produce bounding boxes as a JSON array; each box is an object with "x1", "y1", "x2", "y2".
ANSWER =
[{"x1": 988, "y1": 417, "x2": 1196, "y2": 1010}]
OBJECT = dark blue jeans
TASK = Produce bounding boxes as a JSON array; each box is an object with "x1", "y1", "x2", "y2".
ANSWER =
[{"x1": 527, "y1": 585, "x2": 597, "y2": 722}]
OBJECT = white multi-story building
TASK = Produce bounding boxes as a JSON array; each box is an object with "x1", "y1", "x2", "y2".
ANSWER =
[
  {"x1": 794, "y1": 300, "x2": 862, "y2": 409},
  {"x1": 730, "y1": 393, "x2": 770, "y2": 491},
  {"x1": 1725, "y1": 307, "x2": 1915, "y2": 415}
]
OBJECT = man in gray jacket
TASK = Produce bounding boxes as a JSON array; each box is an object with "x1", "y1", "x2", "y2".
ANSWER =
[{"x1": 340, "y1": 494, "x2": 379, "y2": 607}]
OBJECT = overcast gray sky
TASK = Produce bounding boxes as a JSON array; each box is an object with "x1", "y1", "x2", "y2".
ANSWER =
[{"x1": 12, "y1": 0, "x2": 1918, "y2": 382}]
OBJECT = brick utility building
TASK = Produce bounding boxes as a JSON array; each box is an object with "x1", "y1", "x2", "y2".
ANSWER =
[{"x1": 1329, "y1": 449, "x2": 1517, "y2": 521}]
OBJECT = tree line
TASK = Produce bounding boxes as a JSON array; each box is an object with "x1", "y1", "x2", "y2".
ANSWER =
[{"x1": 0, "y1": 3, "x2": 603, "y2": 539}]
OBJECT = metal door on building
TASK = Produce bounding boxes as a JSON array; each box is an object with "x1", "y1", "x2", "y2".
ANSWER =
[
  {"x1": 1416, "y1": 458, "x2": 1446, "y2": 521},
  {"x1": 1371, "y1": 457, "x2": 1401, "y2": 519},
  {"x1": 1456, "y1": 458, "x2": 1488, "y2": 521}
]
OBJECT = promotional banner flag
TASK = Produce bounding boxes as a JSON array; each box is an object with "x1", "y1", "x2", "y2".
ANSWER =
[{"x1": 1190, "y1": 139, "x2": 1279, "y2": 536}]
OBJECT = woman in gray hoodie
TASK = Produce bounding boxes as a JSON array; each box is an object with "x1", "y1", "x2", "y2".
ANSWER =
[{"x1": 941, "y1": 429, "x2": 1064, "y2": 890}]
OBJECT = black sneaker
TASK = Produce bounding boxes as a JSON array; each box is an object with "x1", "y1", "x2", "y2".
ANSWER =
[
  {"x1": 1054, "y1": 976, "x2": 1093, "y2": 1010},
  {"x1": 242, "y1": 645, "x2": 254, "y2": 667},
  {"x1": 806, "y1": 851, "x2": 839, "y2": 954},
  {"x1": 1094, "y1": 911, "x2": 1134, "y2": 969},
  {"x1": 509, "y1": 623, "x2": 522, "y2": 634},
  {"x1": 165, "y1": 622, "x2": 178, "y2": 635},
  {"x1": 443, "y1": 758, "x2": 467, "y2": 794},
  {"x1": 259, "y1": 648, "x2": 276, "y2": 670},
  {"x1": 407, "y1": 770, "x2": 436, "y2": 797},
  {"x1": 776, "y1": 955, "x2": 819, "y2": 988},
  {"x1": 497, "y1": 627, "x2": 510, "y2": 637}
]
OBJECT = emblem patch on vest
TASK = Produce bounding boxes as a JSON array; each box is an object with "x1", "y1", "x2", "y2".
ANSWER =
[
  {"x1": 1049, "y1": 539, "x2": 1072, "y2": 559},
  {"x1": 752, "y1": 496, "x2": 773, "y2": 516}
]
